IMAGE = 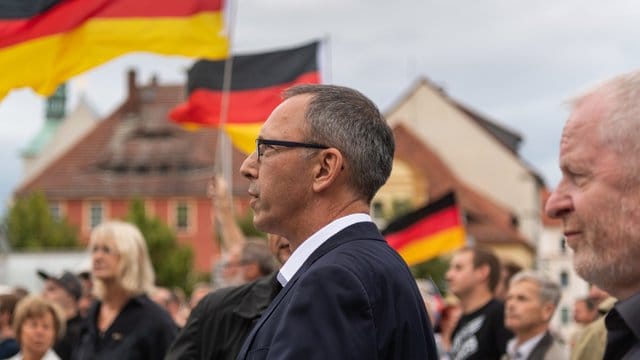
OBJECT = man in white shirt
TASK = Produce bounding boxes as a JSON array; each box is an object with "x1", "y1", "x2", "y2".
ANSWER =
[
  {"x1": 235, "y1": 84, "x2": 437, "y2": 359},
  {"x1": 504, "y1": 271, "x2": 566, "y2": 360}
]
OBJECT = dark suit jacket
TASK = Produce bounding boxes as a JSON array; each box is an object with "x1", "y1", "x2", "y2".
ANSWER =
[
  {"x1": 501, "y1": 331, "x2": 566, "y2": 360},
  {"x1": 166, "y1": 274, "x2": 280, "y2": 360},
  {"x1": 236, "y1": 221, "x2": 438, "y2": 360}
]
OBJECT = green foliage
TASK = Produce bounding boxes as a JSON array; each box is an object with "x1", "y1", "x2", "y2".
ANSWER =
[
  {"x1": 5, "y1": 191, "x2": 79, "y2": 250},
  {"x1": 125, "y1": 198, "x2": 197, "y2": 293},
  {"x1": 237, "y1": 209, "x2": 265, "y2": 238},
  {"x1": 411, "y1": 256, "x2": 451, "y2": 296},
  {"x1": 390, "y1": 198, "x2": 413, "y2": 220}
]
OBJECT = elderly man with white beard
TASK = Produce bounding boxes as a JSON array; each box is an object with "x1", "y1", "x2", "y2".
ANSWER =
[{"x1": 545, "y1": 70, "x2": 640, "y2": 360}]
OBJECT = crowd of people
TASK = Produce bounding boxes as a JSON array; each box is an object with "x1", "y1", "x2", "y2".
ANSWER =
[{"x1": 0, "y1": 72, "x2": 639, "y2": 359}]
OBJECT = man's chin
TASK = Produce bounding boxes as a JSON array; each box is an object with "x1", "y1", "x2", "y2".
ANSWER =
[
  {"x1": 252, "y1": 215, "x2": 270, "y2": 234},
  {"x1": 573, "y1": 254, "x2": 606, "y2": 287}
]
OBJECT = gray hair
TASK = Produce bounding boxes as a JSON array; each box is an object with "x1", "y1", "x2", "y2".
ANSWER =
[
  {"x1": 283, "y1": 84, "x2": 395, "y2": 203},
  {"x1": 241, "y1": 240, "x2": 276, "y2": 276},
  {"x1": 510, "y1": 271, "x2": 561, "y2": 307},
  {"x1": 571, "y1": 70, "x2": 640, "y2": 179}
]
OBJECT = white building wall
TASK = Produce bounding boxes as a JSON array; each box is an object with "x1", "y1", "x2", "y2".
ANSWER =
[
  {"x1": 386, "y1": 84, "x2": 540, "y2": 243},
  {"x1": 0, "y1": 251, "x2": 89, "y2": 293},
  {"x1": 538, "y1": 225, "x2": 589, "y2": 341}
]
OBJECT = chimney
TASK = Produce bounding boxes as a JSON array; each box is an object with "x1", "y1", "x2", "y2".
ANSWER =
[
  {"x1": 127, "y1": 69, "x2": 137, "y2": 100},
  {"x1": 150, "y1": 74, "x2": 159, "y2": 87}
]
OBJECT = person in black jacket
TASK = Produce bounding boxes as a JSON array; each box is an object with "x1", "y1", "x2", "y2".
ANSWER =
[
  {"x1": 165, "y1": 234, "x2": 290, "y2": 360},
  {"x1": 73, "y1": 221, "x2": 177, "y2": 360},
  {"x1": 38, "y1": 270, "x2": 85, "y2": 360}
]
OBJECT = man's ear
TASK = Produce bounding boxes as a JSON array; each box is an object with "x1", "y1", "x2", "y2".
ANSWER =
[
  {"x1": 312, "y1": 148, "x2": 344, "y2": 193},
  {"x1": 541, "y1": 302, "x2": 555, "y2": 322},
  {"x1": 476, "y1": 264, "x2": 490, "y2": 284}
]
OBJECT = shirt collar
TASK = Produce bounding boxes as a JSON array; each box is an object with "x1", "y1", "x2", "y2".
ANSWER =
[
  {"x1": 277, "y1": 213, "x2": 372, "y2": 287},
  {"x1": 507, "y1": 332, "x2": 545, "y2": 360}
]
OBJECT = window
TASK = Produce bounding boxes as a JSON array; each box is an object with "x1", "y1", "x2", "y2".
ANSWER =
[
  {"x1": 560, "y1": 270, "x2": 569, "y2": 288},
  {"x1": 392, "y1": 198, "x2": 411, "y2": 218},
  {"x1": 561, "y1": 306, "x2": 570, "y2": 324},
  {"x1": 176, "y1": 202, "x2": 189, "y2": 231},
  {"x1": 372, "y1": 201, "x2": 384, "y2": 219},
  {"x1": 90, "y1": 201, "x2": 103, "y2": 229},
  {"x1": 49, "y1": 202, "x2": 61, "y2": 221}
]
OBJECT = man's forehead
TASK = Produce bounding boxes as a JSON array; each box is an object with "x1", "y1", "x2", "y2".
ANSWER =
[
  {"x1": 512, "y1": 279, "x2": 539, "y2": 291},
  {"x1": 452, "y1": 251, "x2": 473, "y2": 264},
  {"x1": 45, "y1": 279, "x2": 60, "y2": 286},
  {"x1": 260, "y1": 95, "x2": 310, "y2": 136},
  {"x1": 560, "y1": 104, "x2": 604, "y2": 156}
]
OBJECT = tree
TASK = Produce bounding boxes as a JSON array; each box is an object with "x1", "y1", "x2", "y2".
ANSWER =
[
  {"x1": 5, "y1": 191, "x2": 79, "y2": 250},
  {"x1": 411, "y1": 256, "x2": 451, "y2": 296},
  {"x1": 125, "y1": 198, "x2": 196, "y2": 293},
  {"x1": 236, "y1": 209, "x2": 264, "y2": 239}
]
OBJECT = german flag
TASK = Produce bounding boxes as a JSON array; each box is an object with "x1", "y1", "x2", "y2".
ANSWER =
[
  {"x1": 169, "y1": 41, "x2": 321, "y2": 154},
  {"x1": 0, "y1": 0, "x2": 228, "y2": 99},
  {"x1": 383, "y1": 192, "x2": 466, "y2": 266}
]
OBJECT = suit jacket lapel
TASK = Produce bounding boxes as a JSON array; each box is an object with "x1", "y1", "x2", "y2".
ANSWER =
[
  {"x1": 237, "y1": 222, "x2": 384, "y2": 359},
  {"x1": 528, "y1": 331, "x2": 553, "y2": 360}
]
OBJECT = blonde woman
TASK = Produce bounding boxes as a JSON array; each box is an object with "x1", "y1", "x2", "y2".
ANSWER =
[
  {"x1": 73, "y1": 221, "x2": 177, "y2": 359},
  {"x1": 10, "y1": 296, "x2": 65, "y2": 360}
]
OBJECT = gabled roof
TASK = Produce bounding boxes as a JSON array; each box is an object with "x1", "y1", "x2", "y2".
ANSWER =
[
  {"x1": 15, "y1": 71, "x2": 248, "y2": 199},
  {"x1": 385, "y1": 77, "x2": 523, "y2": 154},
  {"x1": 392, "y1": 123, "x2": 533, "y2": 251},
  {"x1": 384, "y1": 76, "x2": 545, "y2": 187}
]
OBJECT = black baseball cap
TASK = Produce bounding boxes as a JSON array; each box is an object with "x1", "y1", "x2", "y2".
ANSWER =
[{"x1": 37, "y1": 269, "x2": 83, "y2": 301}]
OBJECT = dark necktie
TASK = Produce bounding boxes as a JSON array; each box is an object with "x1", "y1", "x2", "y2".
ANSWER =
[
  {"x1": 270, "y1": 276, "x2": 283, "y2": 300},
  {"x1": 604, "y1": 308, "x2": 635, "y2": 360}
]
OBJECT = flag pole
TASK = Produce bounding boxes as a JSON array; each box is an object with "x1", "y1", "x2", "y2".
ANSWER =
[
  {"x1": 214, "y1": 0, "x2": 238, "y2": 251},
  {"x1": 215, "y1": 0, "x2": 237, "y2": 205},
  {"x1": 321, "y1": 33, "x2": 332, "y2": 84}
]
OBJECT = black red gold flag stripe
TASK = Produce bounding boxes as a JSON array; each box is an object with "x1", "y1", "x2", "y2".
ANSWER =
[
  {"x1": 0, "y1": 0, "x2": 228, "y2": 99},
  {"x1": 169, "y1": 41, "x2": 321, "y2": 154},
  {"x1": 382, "y1": 192, "x2": 466, "y2": 266}
]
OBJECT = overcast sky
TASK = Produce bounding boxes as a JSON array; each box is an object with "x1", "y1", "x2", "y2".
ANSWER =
[{"x1": 1, "y1": 0, "x2": 640, "y2": 217}]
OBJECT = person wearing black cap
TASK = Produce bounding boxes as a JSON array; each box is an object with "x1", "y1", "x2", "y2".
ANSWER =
[{"x1": 38, "y1": 270, "x2": 85, "y2": 360}]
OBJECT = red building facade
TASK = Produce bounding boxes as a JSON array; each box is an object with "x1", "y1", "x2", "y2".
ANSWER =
[{"x1": 15, "y1": 70, "x2": 249, "y2": 273}]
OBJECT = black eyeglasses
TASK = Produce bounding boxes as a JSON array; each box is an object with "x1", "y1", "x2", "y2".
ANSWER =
[{"x1": 255, "y1": 139, "x2": 329, "y2": 159}]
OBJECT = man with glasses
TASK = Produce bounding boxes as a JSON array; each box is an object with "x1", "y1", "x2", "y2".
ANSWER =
[{"x1": 236, "y1": 84, "x2": 437, "y2": 359}]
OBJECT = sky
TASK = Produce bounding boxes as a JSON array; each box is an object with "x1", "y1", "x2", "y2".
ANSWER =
[{"x1": 1, "y1": 0, "x2": 640, "y2": 217}]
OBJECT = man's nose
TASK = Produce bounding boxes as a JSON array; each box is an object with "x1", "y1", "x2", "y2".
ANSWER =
[
  {"x1": 240, "y1": 152, "x2": 258, "y2": 180},
  {"x1": 545, "y1": 184, "x2": 573, "y2": 219}
]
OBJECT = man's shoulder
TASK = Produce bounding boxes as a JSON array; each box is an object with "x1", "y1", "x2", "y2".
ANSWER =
[
  {"x1": 199, "y1": 276, "x2": 271, "y2": 309},
  {"x1": 482, "y1": 298, "x2": 506, "y2": 316},
  {"x1": 571, "y1": 317, "x2": 607, "y2": 360}
]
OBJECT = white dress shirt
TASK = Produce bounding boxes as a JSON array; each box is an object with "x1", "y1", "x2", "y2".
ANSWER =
[{"x1": 277, "y1": 213, "x2": 372, "y2": 287}]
